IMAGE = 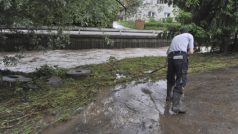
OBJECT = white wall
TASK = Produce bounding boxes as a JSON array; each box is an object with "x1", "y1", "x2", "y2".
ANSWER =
[{"x1": 127, "y1": 0, "x2": 176, "y2": 21}]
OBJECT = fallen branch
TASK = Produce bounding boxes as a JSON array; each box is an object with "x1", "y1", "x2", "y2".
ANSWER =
[{"x1": 148, "y1": 66, "x2": 166, "y2": 74}]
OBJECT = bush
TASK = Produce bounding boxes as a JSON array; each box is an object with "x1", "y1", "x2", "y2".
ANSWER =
[
  {"x1": 118, "y1": 21, "x2": 135, "y2": 29},
  {"x1": 35, "y1": 64, "x2": 66, "y2": 77},
  {"x1": 145, "y1": 21, "x2": 181, "y2": 31},
  {"x1": 161, "y1": 17, "x2": 173, "y2": 23}
]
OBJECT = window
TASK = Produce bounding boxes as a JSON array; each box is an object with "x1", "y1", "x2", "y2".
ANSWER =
[
  {"x1": 164, "y1": 12, "x2": 171, "y2": 17},
  {"x1": 148, "y1": 11, "x2": 155, "y2": 17},
  {"x1": 157, "y1": 0, "x2": 164, "y2": 4}
]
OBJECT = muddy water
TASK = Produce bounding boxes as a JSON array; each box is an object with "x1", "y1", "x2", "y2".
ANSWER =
[
  {"x1": 43, "y1": 80, "x2": 167, "y2": 134},
  {"x1": 0, "y1": 48, "x2": 167, "y2": 73}
]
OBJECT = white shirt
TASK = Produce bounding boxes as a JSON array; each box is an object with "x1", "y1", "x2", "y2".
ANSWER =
[{"x1": 167, "y1": 33, "x2": 194, "y2": 55}]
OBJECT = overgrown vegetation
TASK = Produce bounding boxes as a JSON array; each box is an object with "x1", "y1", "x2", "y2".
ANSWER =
[
  {"x1": 169, "y1": 0, "x2": 238, "y2": 53},
  {"x1": 145, "y1": 21, "x2": 181, "y2": 31},
  {"x1": 34, "y1": 65, "x2": 66, "y2": 78},
  {"x1": 118, "y1": 20, "x2": 136, "y2": 29},
  {"x1": 121, "y1": 0, "x2": 237, "y2": 53},
  {"x1": 1, "y1": 53, "x2": 238, "y2": 133},
  {"x1": 0, "y1": 0, "x2": 142, "y2": 50},
  {"x1": 118, "y1": 20, "x2": 181, "y2": 31}
]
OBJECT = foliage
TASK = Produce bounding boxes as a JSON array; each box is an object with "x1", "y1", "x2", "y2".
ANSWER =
[
  {"x1": 0, "y1": 0, "x2": 142, "y2": 51},
  {"x1": 145, "y1": 21, "x2": 181, "y2": 31},
  {"x1": 119, "y1": 20, "x2": 181, "y2": 31},
  {"x1": 173, "y1": 8, "x2": 192, "y2": 24},
  {"x1": 71, "y1": 0, "x2": 120, "y2": 27},
  {"x1": 185, "y1": 24, "x2": 208, "y2": 45},
  {"x1": 168, "y1": 0, "x2": 238, "y2": 52},
  {"x1": 0, "y1": 0, "x2": 142, "y2": 27},
  {"x1": 118, "y1": 20, "x2": 136, "y2": 29},
  {"x1": 161, "y1": 17, "x2": 174, "y2": 23},
  {"x1": 46, "y1": 32, "x2": 70, "y2": 50},
  {"x1": 104, "y1": 36, "x2": 115, "y2": 47},
  {"x1": 34, "y1": 64, "x2": 66, "y2": 77},
  {"x1": 0, "y1": 0, "x2": 121, "y2": 27},
  {"x1": 124, "y1": 0, "x2": 143, "y2": 17},
  {"x1": 31, "y1": 31, "x2": 70, "y2": 50},
  {"x1": 2, "y1": 55, "x2": 22, "y2": 66}
]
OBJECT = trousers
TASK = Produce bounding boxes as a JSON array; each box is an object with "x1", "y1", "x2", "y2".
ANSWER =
[{"x1": 167, "y1": 51, "x2": 188, "y2": 94}]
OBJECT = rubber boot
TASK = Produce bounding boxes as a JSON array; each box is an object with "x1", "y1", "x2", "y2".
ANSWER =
[
  {"x1": 166, "y1": 85, "x2": 173, "y2": 102},
  {"x1": 172, "y1": 92, "x2": 186, "y2": 113}
]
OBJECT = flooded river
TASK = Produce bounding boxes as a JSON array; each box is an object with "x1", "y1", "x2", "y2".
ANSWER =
[{"x1": 0, "y1": 48, "x2": 167, "y2": 72}]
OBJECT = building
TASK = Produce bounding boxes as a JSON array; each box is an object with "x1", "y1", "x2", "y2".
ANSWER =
[{"x1": 126, "y1": 0, "x2": 176, "y2": 21}]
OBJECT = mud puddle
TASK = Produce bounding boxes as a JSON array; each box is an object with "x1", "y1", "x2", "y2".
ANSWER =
[{"x1": 42, "y1": 80, "x2": 167, "y2": 134}]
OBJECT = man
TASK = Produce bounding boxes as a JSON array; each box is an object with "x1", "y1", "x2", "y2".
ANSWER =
[{"x1": 166, "y1": 29, "x2": 194, "y2": 113}]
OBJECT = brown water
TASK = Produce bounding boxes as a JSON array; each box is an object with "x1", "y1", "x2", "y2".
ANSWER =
[{"x1": 0, "y1": 48, "x2": 167, "y2": 72}]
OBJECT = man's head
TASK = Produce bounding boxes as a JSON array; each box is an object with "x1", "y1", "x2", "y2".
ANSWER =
[{"x1": 179, "y1": 28, "x2": 189, "y2": 34}]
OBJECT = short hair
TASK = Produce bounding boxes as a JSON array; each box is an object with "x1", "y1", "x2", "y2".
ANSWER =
[{"x1": 179, "y1": 28, "x2": 189, "y2": 33}]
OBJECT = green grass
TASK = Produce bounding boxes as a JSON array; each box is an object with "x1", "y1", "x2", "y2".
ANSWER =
[
  {"x1": 1, "y1": 53, "x2": 238, "y2": 133},
  {"x1": 189, "y1": 53, "x2": 238, "y2": 73},
  {"x1": 118, "y1": 20, "x2": 136, "y2": 29},
  {"x1": 118, "y1": 20, "x2": 181, "y2": 31}
]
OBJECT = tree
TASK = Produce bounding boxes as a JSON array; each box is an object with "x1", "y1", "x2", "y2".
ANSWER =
[
  {"x1": 0, "y1": 0, "x2": 122, "y2": 50},
  {"x1": 0, "y1": 0, "x2": 121, "y2": 27},
  {"x1": 168, "y1": 0, "x2": 238, "y2": 52},
  {"x1": 0, "y1": 0, "x2": 142, "y2": 27}
]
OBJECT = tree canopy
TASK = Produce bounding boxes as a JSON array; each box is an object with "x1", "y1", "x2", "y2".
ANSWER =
[
  {"x1": 0, "y1": 0, "x2": 117, "y2": 27},
  {"x1": 170, "y1": 0, "x2": 238, "y2": 52},
  {"x1": 0, "y1": 0, "x2": 142, "y2": 27}
]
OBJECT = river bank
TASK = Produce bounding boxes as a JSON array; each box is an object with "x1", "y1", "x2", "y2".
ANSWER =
[{"x1": 1, "y1": 53, "x2": 238, "y2": 133}]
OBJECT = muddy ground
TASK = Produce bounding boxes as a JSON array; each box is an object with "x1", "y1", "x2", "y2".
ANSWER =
[{"x1": 42, "y1": 66, "x2": 238, "y2": 134}]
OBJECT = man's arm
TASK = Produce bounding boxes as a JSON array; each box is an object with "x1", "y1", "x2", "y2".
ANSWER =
[
  {"x1": 188, "y1": 34, "x2": 194, "y2": 54},
  {"x1": 188, "y1": 48, "x2": 194, "y2": 54}
]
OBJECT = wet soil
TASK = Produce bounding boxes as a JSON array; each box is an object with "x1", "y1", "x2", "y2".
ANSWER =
[
  {"x1": 42, "y1": 66, "x2": 238, "y2": 134},
  {"x1": 161, "y1": 66, "x2": 238, "y2": 134}
]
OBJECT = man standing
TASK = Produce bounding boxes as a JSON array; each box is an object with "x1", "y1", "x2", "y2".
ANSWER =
[{"x1": 166, "y1": 29, "x2": 194, "y2": 113}]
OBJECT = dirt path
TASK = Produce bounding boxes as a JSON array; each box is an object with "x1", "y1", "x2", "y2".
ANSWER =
[
  {"x1": 161, "y1": 66, "x2": 238, "y2": 134},
  {"x1": 42, "y1": 66, "x2": 238, "y2": 134}
]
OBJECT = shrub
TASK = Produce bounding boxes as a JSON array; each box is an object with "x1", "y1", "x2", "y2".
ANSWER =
[
  {"x1": 145, "y1": 21, "x2": 181, "y2": 31},
  {"x1": 35, "y1": 64, "x2": 66, "y2": 77}
]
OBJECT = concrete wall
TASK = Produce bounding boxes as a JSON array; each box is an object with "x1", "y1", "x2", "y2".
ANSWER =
[
  {"x1": 0, "y1": 34, "x2": 171, "y2": 51},
  {"x1": 0, "y1": 28, "x2": 173, "y2": 51},
  {"x1": 69, "y1": 35, "x2": 171, "y2": 49}
]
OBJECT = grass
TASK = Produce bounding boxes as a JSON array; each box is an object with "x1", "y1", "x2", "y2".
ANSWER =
[
  {"x1": 189, "y1": 53, "x2": 238, "y2": 73},
  {"x1": 118, "y1": 20, "x2": 136, "y2": 29},
  {"x1": 1, "y1": 53, "x2": 238, "y2": 133},
  {"x1": 118, "y1": 20, "x2": 181, "y2": 31}
]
